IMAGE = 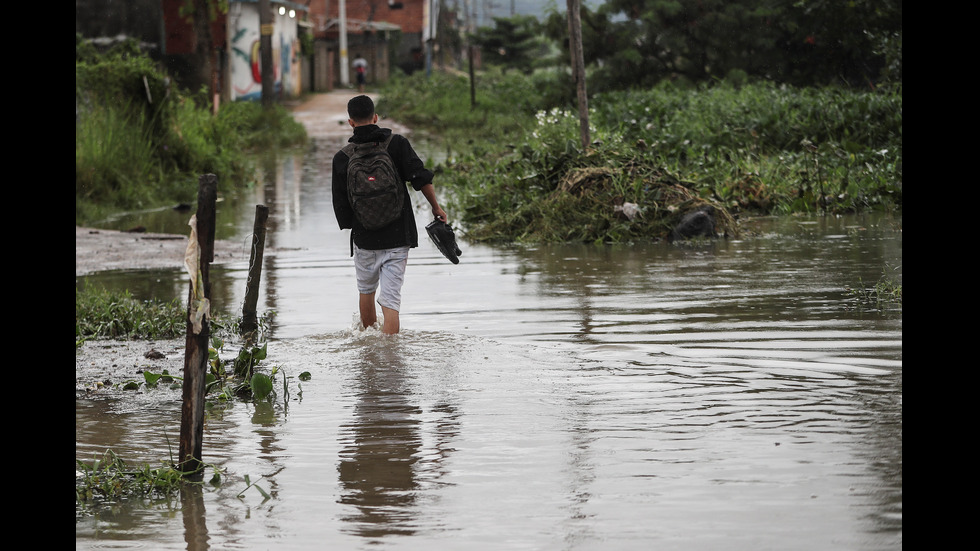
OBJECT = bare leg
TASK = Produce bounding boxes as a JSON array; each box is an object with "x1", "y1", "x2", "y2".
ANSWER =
[
  {"x1": 359, "y1": 292, "x2": 377, "y2": 329},
  {"x1": 380, "y1": 305, "x2": 399, "y2": 335}
]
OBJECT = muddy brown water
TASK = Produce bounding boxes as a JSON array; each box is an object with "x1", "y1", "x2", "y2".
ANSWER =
[{"x1": 76, "y1": 137, "x2": 902, "y2": 550}]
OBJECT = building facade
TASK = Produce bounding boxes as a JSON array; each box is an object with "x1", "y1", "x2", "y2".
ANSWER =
[
  {"x1": 159, "y1": 0, "x2": 309, "y2": 102},
  {"x1": 78, "y1": 0, "x2": 435, "y2": 100},
  {"x1": 307, "y1": 0, "x2": 431, "y2": 88},
  {"x1": 224, "y1": 1, "x2": 308, "y2": 101}
]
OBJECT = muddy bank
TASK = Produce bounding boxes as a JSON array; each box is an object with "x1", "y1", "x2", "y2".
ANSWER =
[
  {"x1": 75, "y1": 226, "x2": 253, "y2": 277},
  {"x1": 75, "y1": 338, "x2": 187, "y2": 395}
]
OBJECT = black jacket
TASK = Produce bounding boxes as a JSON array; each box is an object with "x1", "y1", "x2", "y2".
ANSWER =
[{"x1": 332, "y1": 125, "x2": 434, "y2": 250}]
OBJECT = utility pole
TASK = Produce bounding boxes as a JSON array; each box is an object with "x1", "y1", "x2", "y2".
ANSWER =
[
  {"x1": 566, "y1": 0, "x2": 590, "y2": 150},
  {"x1": 339, "y1": 0, "x2": 350, "y2": 87},
  {"x1": 425, "y1": 0, "x2": 438, "y2": 78},
  {"x1": 259, "y1": 0, "x2": 275, "y2": 108},
  {"x1": 190, "y1": 0, "x2": 218, "y2": 114}
]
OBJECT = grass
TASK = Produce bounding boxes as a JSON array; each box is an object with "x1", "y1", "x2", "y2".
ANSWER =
[
  {"x1": 75, "y1": 40, "x2": 307, "y2": 226},
  {"x1": 75, "y1": 285, "x2": 187, "y2": 342},
  {"x1": 74, "y1": 285, "x2": 271, "y2": 345},
  {"x1": 75, "y1": 97, "x2": 307, "y2": 225},
  {"x1": 377, "y1": 67, "x2": 555, "y2": 147}
]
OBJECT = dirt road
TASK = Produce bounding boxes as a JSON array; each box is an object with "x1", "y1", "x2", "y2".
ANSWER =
[{"x1": 285, "y1": 89, "x2": 410, "y2": 140}]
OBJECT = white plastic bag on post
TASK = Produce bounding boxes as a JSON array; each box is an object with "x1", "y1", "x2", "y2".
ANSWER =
[{"x1": 184, "y1": 214, "x2": 211, "y2": 334}]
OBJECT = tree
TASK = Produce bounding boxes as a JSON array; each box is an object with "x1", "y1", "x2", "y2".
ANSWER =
[
  {"x1": 471, "y1": 15, "x2": 547, "y2": 74},
  {"x1": 593, "y1": 0, "x2": 786, "y2": 83},
  {"x1": 771, "y1": 0, "x2": 902, "y2": 88},
  {"x1": 544, "y1": 0, "x2": 902, "y2": 90},
  {"x1": 181, "y1": 0, "x2": 229, "y2": 111}
]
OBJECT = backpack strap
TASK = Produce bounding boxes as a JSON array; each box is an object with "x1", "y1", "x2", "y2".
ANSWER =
[
  {"x1": 344, "y1": 134, "x2": 395, "y2": 152},
  {"x1": 343, "y1": 141, "x2": 355, "y2": 257}
]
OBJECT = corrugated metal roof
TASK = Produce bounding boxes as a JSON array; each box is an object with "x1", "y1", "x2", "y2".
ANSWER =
[
  {"x1": 229, "y1": 0, "x2": 310, "y2": 12},
  {"x1": 324, "y1": 18, "x2": 402, "y2": 32}
]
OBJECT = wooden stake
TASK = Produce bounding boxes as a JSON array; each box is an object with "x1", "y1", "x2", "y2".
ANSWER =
[
  {"x1": 241, "y1": 204, "x2": 269, "y2": 344},
  {"x1": 179, "y1": 174, "x2": 217, "y2": 477}
]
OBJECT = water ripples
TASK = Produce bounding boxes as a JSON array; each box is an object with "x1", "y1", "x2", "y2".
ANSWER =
[{"x1": 77, "y1": 211, "x2": 901, "y2": 550}]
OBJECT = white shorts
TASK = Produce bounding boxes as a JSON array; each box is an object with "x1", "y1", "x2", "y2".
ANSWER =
[{"x1": 354, "y1": 246, "x2": 410, "y2": 311}]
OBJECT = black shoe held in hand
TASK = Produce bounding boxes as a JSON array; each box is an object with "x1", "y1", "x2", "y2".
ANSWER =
[{"x1": 426, "y1": 219, "x2": 462, "y2": 264}]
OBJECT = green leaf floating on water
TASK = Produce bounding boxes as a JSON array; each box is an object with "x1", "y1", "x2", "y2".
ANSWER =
[
  {"x1": 251, "y1": 373, "x2": 274, "y2": 400},
  {"x1": 144, "y1": 371, "x2": 163, "y2": 386}
]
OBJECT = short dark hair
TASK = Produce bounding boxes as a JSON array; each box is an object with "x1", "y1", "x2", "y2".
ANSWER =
[{"x1": 347, "y1": 95, "x2": 375, "y2": 123}]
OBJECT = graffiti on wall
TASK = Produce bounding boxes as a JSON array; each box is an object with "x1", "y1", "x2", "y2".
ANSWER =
[{"x1": 229, "y1": 7, "x2": 301, "y2": 101}]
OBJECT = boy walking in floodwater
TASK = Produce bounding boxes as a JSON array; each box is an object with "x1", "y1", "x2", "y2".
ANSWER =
[{"x1": 332, "y1": 95, "x2": 447, "y2": 335}]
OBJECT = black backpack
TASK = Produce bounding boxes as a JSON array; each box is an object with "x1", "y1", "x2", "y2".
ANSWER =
[{"x1": 342, "y1": 135, "x2": 403, "y2": 230}]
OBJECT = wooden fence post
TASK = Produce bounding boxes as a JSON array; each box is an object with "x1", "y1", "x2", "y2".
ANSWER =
[
  {"x1": 240, "y1": 204, "x2": 269, "y2": 344},
  {"x1": 179, "y1": 174, "x2": 217, "y2": 477}
]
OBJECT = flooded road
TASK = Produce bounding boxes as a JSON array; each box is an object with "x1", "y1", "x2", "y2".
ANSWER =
[{"x1": 76, "y1": 133, "x2": 902, "y2": 550}]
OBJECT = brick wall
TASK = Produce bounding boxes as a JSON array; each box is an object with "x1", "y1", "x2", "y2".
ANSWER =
[{"x1": 309, "y1": 0, "x2": 426, "y2": 37}]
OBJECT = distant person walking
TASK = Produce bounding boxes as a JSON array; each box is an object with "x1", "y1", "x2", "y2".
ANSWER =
[{"x1": 352, "y1": 54, "x2": 368, "y2": 92}]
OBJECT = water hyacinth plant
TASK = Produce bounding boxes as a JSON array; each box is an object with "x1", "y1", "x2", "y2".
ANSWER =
[{"x1": 379, "y1": 71, "x2": 901, "y2": 244}]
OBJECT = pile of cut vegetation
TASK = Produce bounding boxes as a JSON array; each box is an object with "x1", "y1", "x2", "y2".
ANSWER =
[{"x1": 450, "y1": 159, "x2": 737, "y2": 244}]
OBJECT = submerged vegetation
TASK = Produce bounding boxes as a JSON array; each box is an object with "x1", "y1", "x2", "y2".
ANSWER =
[
  {"x1": 378, "y1": 70, "x2": 901, "y2": 244},
  {"x1": 847, "y1": 265, "x2": 903, "y2": 310},
  {"x1": 76, "y1": 445, "x2": 281, "y2": 507},
  {"x1": 75, "y1": 35, "x2": 306, "y2": 225},
  {"x1": 75, "y1": 449, "x2": 212, "y2": 504}
]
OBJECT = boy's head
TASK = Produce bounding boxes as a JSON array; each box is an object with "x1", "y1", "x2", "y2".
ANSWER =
[{"x1": 347, "y1": 95, "x2": 377, "y2": 126}]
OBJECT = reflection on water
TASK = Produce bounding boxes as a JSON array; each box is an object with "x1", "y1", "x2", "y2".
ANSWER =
[
  {"x1": 338, "y1": 340, "x2": 425, "y2": 537},
  {"x1": 336, "y1": 336, "x2": 462, "y2": 540},
  {"x1": 76, "y1": 138, "x2": 901, "y2": 550}
]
